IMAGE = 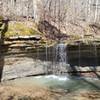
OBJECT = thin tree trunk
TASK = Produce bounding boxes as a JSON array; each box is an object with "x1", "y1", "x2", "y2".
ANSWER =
[{"x1": 94, "y1": 0, "x2": 99, "y2": 22}]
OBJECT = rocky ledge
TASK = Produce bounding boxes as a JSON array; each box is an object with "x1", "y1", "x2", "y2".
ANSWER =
[
  {"x1": 1, "y1": 56, "x2": 100, "y2": 81},
  {"x1": 2, "y1": 57, "x2": 48, "y2": 81}
]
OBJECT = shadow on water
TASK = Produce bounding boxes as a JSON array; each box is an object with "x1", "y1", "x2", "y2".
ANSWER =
[{"x1": 0, "y1": 18, "x2": 9, "y2": 82}]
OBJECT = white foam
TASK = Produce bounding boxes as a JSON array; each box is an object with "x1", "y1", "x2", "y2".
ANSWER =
[
  {"x1": 58, "y1": 77, "x2": 68, "y2": 81},
  {"x1": 45, "y1": 75, "x2": 58, "y2": 79},
  {"x1": 45, "y1": 75, "x2": 69, "y2": 81},
  {"x1": 34, "y1": 75, "x2": 69, "y2": 81},
  {"x1": 34, "y1": 76, "x2": 42, "y2": 79}
]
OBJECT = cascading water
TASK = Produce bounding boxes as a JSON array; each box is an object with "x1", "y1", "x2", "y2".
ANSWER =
[
  {"x1": 53, "y1": 42, "x2": 68, "y2": 75},
  {"x1": 94, "y1": 42, "x2": 98, "y2": 67},
  {"x1": 45, "y1": 42, "x2": 48, "y2": 61},
  {"x1": 56, "y1": 42, "x2": 67, "y2": 64},
  {"x1": 78, "y1": 43, "x2": 81, "y2": 66},
  {"x1": 45, "y1": 42, "x2": 50, "y2": 74}
]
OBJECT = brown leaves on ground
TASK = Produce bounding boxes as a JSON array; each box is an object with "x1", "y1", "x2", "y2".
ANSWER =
[
  {"x1": 72, "y1": 90, "x2": 100, "y2": 100},
  {"x1": 0, "y1": 84, "x2": 100, "y2": 100},
  {"x1": 0, "y1": 85, "x2": 64, "y2": 100}
]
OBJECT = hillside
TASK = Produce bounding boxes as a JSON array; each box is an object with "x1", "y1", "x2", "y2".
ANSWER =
[{"x1": 0, "y1": 0, "x2": 100, "y2": 41}]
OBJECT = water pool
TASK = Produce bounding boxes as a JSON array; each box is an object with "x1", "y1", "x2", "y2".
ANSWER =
[{"x1": 4, "y1": 75, "x2": 100, "y2": 92}]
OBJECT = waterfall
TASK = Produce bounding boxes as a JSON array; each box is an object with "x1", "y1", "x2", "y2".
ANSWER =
[
  {"x1": 53, "y1": 42, "x2": 68, "y2": 75},
  {"x1": 45, "y1": 42, "x2": 49, "y2": 74},
  {"x1": 94, "y1": 43, "x2": 98, "y2": 66},
  {"x1": 45, "y1": 42, "x2": 48, "y2": 61},
  {"x1": 56, "y1": 43, "x2": 67, "y2": 64},
  {"x1": 78, "y1": 43, "x2": 81, "y2": 66}
]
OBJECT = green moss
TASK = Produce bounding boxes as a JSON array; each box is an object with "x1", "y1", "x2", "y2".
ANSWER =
[
  {"x1": 0, "y1": 16, "x2": 3, "y2": 21},
  {"x1": 0, "y1": 22, "x2": 3, "y2": 28},
  {"x1": 5, "y1": 22, "x2": 42, "y2": 37},
  {"x1": 0, "y1": 16, "x2": 3, "y2": 28},
  {"x1": 29, "y1": 28, "x2": 41, "y2": 35}
]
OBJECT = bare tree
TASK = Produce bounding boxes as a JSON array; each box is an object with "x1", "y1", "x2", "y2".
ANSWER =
[{"x1": 94, "y1": 0, "x2": 99, "y2": 23}]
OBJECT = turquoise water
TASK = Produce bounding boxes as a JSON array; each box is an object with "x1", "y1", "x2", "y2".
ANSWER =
[{"x1": 4, "y1": 75, "x2": 100, "y2": 92}]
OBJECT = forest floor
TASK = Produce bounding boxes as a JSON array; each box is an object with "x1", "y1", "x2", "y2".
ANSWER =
[{"x1": 0, "y1": 84, "x2": 100, "y2": 100}]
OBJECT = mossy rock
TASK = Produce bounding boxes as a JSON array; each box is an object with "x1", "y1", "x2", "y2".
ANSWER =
[
  {"x1": 5, "y1": 22, "x2": 42, "y2": 37},
  {"x1": 0, "y1": 16, "x2": 3, "y2": 27},
  {"x1": 0, "y1": 23, "x2": 3, "y2": 27},
  {"x1": 0, "y1": 16, "x2": 3, "y2": 21}
]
